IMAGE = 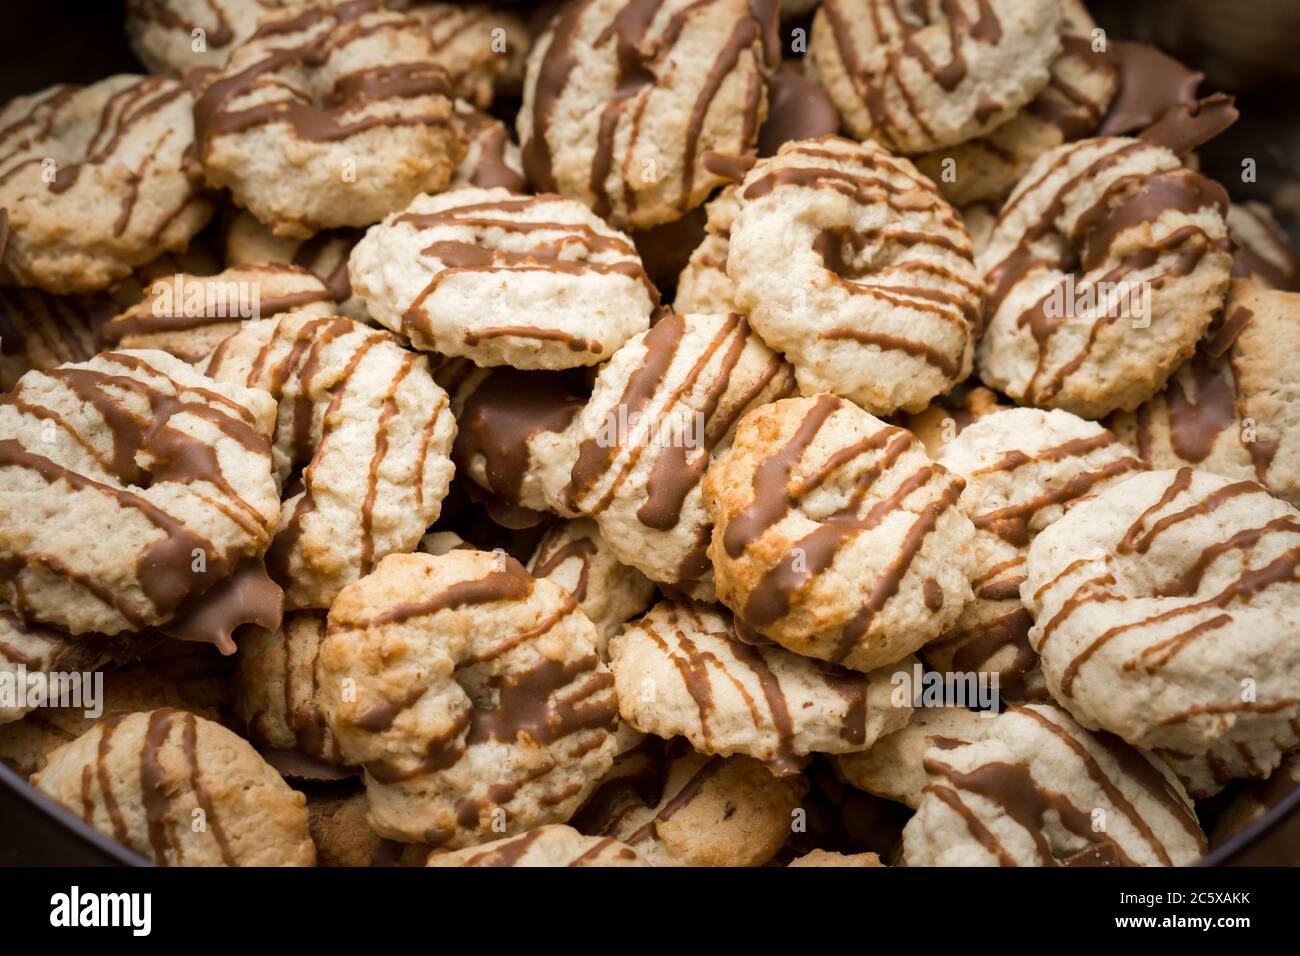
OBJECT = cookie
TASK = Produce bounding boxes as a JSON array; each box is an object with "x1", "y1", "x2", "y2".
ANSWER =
[
  {"x1": 673, "y1": 187, "x2": 740, "y2": 315},
  {"x1": 703, "y1": 394, "x2": 975, "y2": 672},
  {"x1": 518, "y1": 0, "x2": 779, "y2": 230},
  {"x1": 409, "y1": 3, "x2": 532, "y2": 107},
  {"x1": 1023, "y1": 467, "x2": 1300, "y2": 797},
  {"x1": 834, "y1": 705, "x2": 992, "y2": 809},
  {"x1": 571, "y1": 734, "x2": 805, "y2": 866},
  {"x1": 205, "y1": 312, "x2": 456, "y2": 609},
  {"x1": 0, "y1": 76, "x2": 216, "y2": 292},
  {"x1": 224, "y1": 210, "x2": 367, "y2": 321},
  {"x1": 559, "y1": 312, "x2": 796, "y2": 587},
  {"x1": 450, "y1": 102, "x2": 527, "y2": 193},
  {"x1": 1111, "y1": 281, "x2": 1300, "y2": 507},
  {"x1": 925, "y1": 407, "x2": 1142, "y2": 701},
  {"x1": 0, "y1": 287, "x2": 113, "y2": 391},
  {"x1": 316, "y1": 550, "x2": 619, "y2": 848},
  {"x1": 913, "y1": 0, "x2": 1118, "y2": 206},
  {"x1": 610, "y1": 600, "x2": 914, "y2": 772},
  {"x1": 1227, "y1": 201, "x2": 1300, "y2": 291},
  {"x1": 125, "y1": 0, "x2": 292, "y2": 76},
  {"x1": 349, "y1": 187, "x2": 656, "y2": 368},
  {"x1": 977, "y1": 136, "x2": 1233, "y2": 417},
  {"x1": 809, "y1": 0, "x2": 1063, "y2": 153},
  {"x1": 787, "y1": 849, "x2": 884, "y2": 866},
  {"x1": 527, "y1": 518, "x2": 655, "y2": 651},
  {"x1": 0, "y1": 350, "x2": 281, "y2": 641},
  {"x1": 426, "y1": 824, "x2": 648, "y2": 866},
  {"x1": 102, "y1": 264, "x2": 336, "y2": 363},
  {"x1": 901, "y1": 703, "x2": 1206, "y2": 866},
  {"x1": 727, "y1": 137, "x2": 983, "y2": 415},
  {"x1": 0, "y1": 608, "x2": 112, "y2": 725},
  {"x1": 191, "y1": 0, "x2": 464, "y2": 238},
  {"x1": 437, "y1": 359, "x2": 586, "y2": 527},
  {"x1": 234, "y1": 610, "x2": 350, "y2": 776},
  {"x1": 32, "y1": 707, "x2": 315, "y2": 865}
]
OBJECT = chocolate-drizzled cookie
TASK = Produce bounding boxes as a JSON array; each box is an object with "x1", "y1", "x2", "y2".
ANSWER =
[
  {"x1": 0, "y1": 350, "x2": 281, "y2": 643},
  {"x1": 33, "y1": 708, "x2": 315, "y2": 866},
  {"x1": 409, "y1": 2, "x2": 532, "y2": 107},
  {"x1": 125, "y1": 0, "x2": 293, "y2": 77},
  {"x1": 518, "y1": 0, "x2": 780, "y2": 230},
  {"x1": 559, "y1": 311, "x2": 796, "y2": 589},
  {"x1": 902, "y1": 704, "x2": 1206, "y2": 866},
  {"x1": 317, "y1": 551, "x2": 620, "y2": 848},
  {"x1": 349, "y1": 187, "x2": 656, "y2": 368},
  {"x1": 427, "y1": 824, "x2": 649, "y2": 866},
  {"x1": 977, "y1": 136, "x2": 1233, "y2": 417},
  {"x1": 1227, "y1": 202, "x2": 1300, "y2": 291},
  {"x1": 205, "y1": 312, "x2": 457, "y2": 609},
  {"x1": 704, "y1": 394, "x2": 976, "y2": 672},
  {"x1": 1111, "y1": 280, "x2": 1300, "y2": 507},
  {"x1": 610, "y1": 600, "x2": 914, "y2": 772},
  {"x1": 191, "y1": 0, "x2": 464, "y2": 237},
  {"x1": 1024, "y1": 467, "x2": 1300, "y2": 797},
  {"x1": 0, "y1": 75, "x2": 216, "y2": 292}
]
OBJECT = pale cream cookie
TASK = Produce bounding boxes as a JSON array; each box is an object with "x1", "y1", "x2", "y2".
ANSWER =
[
  {"x1": 204, "y1": 312, "x2": 456, "y2": 609},
  {"x1": 902, "y1": 704, "x2": 1206, "y2": 866},
  {"x1": 703, "y1": 394, "x2": 976, "y2": 672},
  {"x1": 610, "y1": 600, "x2": 914, "y2": 772},
  {"x1": 788, "y1": 849, "x2": 884, "y2": 866},
  {"x1": 1024, "y1": 467, "x2": 1300, "y2": 797},
  {"x1": 726, "y1": 137, "x2": 983, "y2": 415},
  {"x1": 426, "y1": 824, "x2": 648, "y2": 866},
  {"x1": 409, "y1": 3, "x2": 532, "y2": 107},
  {"x1": 125, "y1": 0, "x2": 294, "y2": 76},
  {"x1": 32, "y1": 707, "x2": 315, "y2": 865},
  {"x1": 349, "y1": 187, "x2": 655, "y2": 368}
]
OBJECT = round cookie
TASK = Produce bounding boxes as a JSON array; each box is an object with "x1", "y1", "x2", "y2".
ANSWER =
[
  {"x1": 703, "y1": 394, "x2": 976, "y2": 672},
  {"x1": 191, "y1": 0, "x2": 464, "y2": 238},
  {"x1": 518, "y1": 0, "x2": 778, "y2": 230},
  {"x1": 235, "y1": 611, "x2": 350, "y2": 775},
  {"x1": 726, "y1": 137, "x2": 983, "y2": 415},
  {"x1": 1227, "y1": 201, "x2": 1300, "y2": 291},
  {"x1": 809, "y1": 0, "x2": 1063, "y2": 153},
  {"x1": 0, "y1": 76, "x2": 216, "y2": 293},
  {"x1": 426, "y1": 824, "x2": 649, "y2": 866},
  {"x1": 913, "y1": 0, "x2": 1118, "y2": 206},
  {"x1": 348, "y1": 187, "x2": 656, "y2": 368},
  {"x1": 560, "y1": 312, "x2": 797, "y2": 587},
  {"x1": 450, "y1": 102, "x2": 527, "y2": 193},
  {"x1": 223, "y1": 211, "x2": 367, "y2": 321},
  {"x1": 32, "y1": 707, "x2": 315, "y2": 866},
  {"x1": 437, "y1": 358, "x2": 587, "y2": 527},
  {"x1": 610, "y1": 600, "x2": 914, "y2": 772},
  {"x1": 101, "y1": 264, "x2": 336, "y2": 363},
  {"x1": 0, "y1": 287, "x2": 113, "y2": 391},
  {"x1": 1110, "y1": 279, "x2": 1300, "y2": 506},
  {"x1": 977, "y1": 136, "x2": 1233, "y2": 417},
  {"x1": 409, "y1": 3, "x2": 532, "y2": 107},
  {"x1": 571, "y1": 734, "x2": 805, "y2": 866},
  {"x1": 527, "y1": 518, "x2": 655, "y2": 652},
  {"x1": 204, "y1": 312, "x2": 456, "y2": 609},
  {"x1": 316, "y1": 550, "x2": 620, "y2": 848},
  {"x1": 1023, "y1": 467, "x2": 1300, "y2": 797},
  {"x1": 788, "y1": 849, "x2": 884, "y2": 867},
  {"x1": 901, "y1": 704, "x2": 1206, "y2": 866},
  {"x1": 0, "y1": 608, "x2": 112, "y2": 724},
  {"x1": 834, "y1": 705, "x2": 992, "y2": 809},
  {"x1": 925, "y1": 407, "x2": 1142, "y2": 701},
  {"x1": 0, "y1": 350, "x2": 280, "y2": 640},
  {"x1": 125, "y1": 0, "x2": 293, "y2": 76}
]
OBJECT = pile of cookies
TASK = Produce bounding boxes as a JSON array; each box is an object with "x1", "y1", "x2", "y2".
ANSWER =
[{"x1": 1, "y1": 0, "x2": 1298, "y2": 867}]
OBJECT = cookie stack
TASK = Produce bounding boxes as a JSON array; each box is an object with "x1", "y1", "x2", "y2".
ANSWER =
[{"x1": 0, "y1": 0, "x2": 1297, "y2": 868}]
